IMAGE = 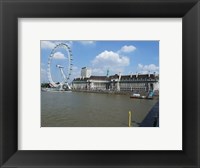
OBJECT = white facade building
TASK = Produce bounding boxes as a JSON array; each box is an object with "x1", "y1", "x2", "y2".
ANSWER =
[
  {"x1": 72, "y1": 73, "x2": 159, "y2": 94},
  {"x1": 81, "y1": 67, "x2": 91, "y2": 78}
]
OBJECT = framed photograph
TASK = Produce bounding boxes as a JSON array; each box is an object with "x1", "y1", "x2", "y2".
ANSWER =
[
  {"x1": 1, "y1": 0, "x2": 199, "y2": 167},
  {"x1": 40, "y1": 40, "x2": 160, "y2": 128},
  {"x1": 19, "y1": 19, "x2": 181, "y2": 150}
]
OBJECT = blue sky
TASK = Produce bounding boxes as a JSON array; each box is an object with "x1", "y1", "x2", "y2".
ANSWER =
[{"x1": 41, "y1": 40, "x2": 159, "y2": 83}]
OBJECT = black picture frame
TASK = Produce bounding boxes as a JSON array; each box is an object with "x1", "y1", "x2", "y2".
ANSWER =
[{"x1": 0, "y1": 0, "x2": 200, "y2": 167}]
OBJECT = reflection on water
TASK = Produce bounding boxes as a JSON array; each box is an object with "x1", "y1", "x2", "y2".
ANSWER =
[{"x1": 41, "y1": 91, "x2": 158, "y2": 127}]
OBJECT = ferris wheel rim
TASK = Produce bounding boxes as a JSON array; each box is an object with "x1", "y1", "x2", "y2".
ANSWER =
[{"x1": 47, "y1": 43, "x2": 73, "y2": 88}]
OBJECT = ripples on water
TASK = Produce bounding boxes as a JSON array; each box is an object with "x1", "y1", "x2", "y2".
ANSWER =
[{"x1": 41, "y1": 91, "x2": 158, "y2": 127}]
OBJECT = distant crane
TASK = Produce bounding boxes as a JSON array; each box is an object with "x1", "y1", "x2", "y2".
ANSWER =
[{"x1": 106, "y1": 69, "x2": 109, "y2": 77}]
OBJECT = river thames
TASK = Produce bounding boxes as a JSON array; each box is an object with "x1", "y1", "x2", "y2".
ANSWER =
[{"x1": 41, "y1": 91, "x2": 158, "y2": 127}]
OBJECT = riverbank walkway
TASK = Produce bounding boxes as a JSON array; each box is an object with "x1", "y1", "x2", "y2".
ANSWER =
[{"x1": 139, "y1": 101, "x2": 159, "y2": 127}]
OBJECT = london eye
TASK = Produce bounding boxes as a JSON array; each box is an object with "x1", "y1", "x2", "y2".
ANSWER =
[{"x1": 47, "y1": 43, "x2": 73, "y2": 91}]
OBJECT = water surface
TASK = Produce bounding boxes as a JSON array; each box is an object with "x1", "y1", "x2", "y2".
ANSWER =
[{"x1": 41, "y1": 91, "x2": 158, "y2": 127}]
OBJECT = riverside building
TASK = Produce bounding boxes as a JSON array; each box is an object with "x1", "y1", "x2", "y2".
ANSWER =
[
  {"x1": 72, "y1": 69, "x2": 159, "y2": 93},
  {"x1": 81, "y1": 67, "x2": 92, "y2": 78}
]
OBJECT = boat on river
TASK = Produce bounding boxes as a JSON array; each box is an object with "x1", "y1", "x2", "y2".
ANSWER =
[{"x1": 130, "y1": 91, "x2": 154, "y2": 99}]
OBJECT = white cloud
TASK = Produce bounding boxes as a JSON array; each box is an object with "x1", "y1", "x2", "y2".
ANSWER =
[
  {"x1": 79, "y1": 41, "x2": 95, "y2": 45},
  {"x1": 41, "y1": 68, "x2": 46, "y2": 75},
  {"x1": 92, "y1": 50, "x2": 129, "y2": 75},
  {"x1": 118, "y1": 45, "x2": 136, "y2": 53},
  {"x1": 92, "y1": 67, "x2": 125, "y2": 76},
  {"x1": 67, "y1": 41, "x2": 73, "y2": 47},
  {"x1": 93, "y1": 51, "x2": 129, "y2": 66},
  {"x1": 71, "y1": 66, "x2": 80, "y2": 79},
  {"x1": 41, "y1": 41, "x2": 56, "y2": 49},
  {"x1": 41, "y1": 68, "x2": 48, "y2": 83},
  {"x1": 41, "y1": 41, "x2": 73, "y2": 49},
  {"x1": 137, "y1": 64, "x2": 159, "y2": 74},
  {"x1": 55, "y1": 41, "x2": 73, "y2": 48},
  {"x1": 52, "y1": 52, "x2": 66, "y2": 59},
  {"x1": 91, "y1": 68, "x2": 105, "y2": 76}
]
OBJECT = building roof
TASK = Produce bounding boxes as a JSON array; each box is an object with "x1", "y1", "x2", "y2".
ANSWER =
[
  {"x1": 73, "y1": 73, "x2": 159, "y2": 82},
  {"x1": 109, "y1": 74, "x2": 119, "y2": 79},
  {"x1": 73, "y1": 77, "x2": 89, "y2": 81},
  {"x1": 90, "y1": 76, "x2": 109, "y2": 80}
]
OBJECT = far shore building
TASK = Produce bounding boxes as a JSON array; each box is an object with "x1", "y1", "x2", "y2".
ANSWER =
[
  {"x1": 72, "y1": 70, "x2": 159, "y2": 93},
  {"x1": 81, "y1": 67, "x2": 91, "y2": 78}
]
